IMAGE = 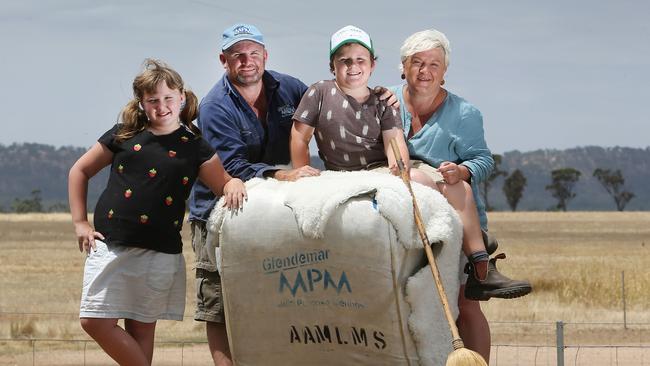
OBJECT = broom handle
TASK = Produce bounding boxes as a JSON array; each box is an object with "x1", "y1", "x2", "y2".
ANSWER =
[{"x1": 389, "y1": 139, "x2": 464, "y2": 347}]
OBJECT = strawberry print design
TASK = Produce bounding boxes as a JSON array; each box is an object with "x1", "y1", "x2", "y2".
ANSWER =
[
  {"x1": 148, "y1": 169, "x2": 157, "y2": 178},
  {"x1": 117, "y1": 164, "x2": 124, "y2": 174},
  {"x1": 124, "y1": 189, "x2": 132, "y2": 198},
  {"x1": 140, "y1": 214, "x2": 149, "y2": 224},
  {"x1": 133, "y1": 144, "x2": 142, "y2": 151},
  {"x1": 168, "y1": 150, "x2": 177, "y2": 158},
  {"x1": 181, "y1": 136, "x2": 189, "y2": 143},
  {"x1": 173, "y1": 220, "x2": 179, "y2": 227},
  {"x1": 165, "y1": 196, "x2": 173, "y2": 206},
  {"x1": 182, "y1": 176, "x2": 189, "y2": 185},
  {"x1": 108, "y1": 209, "x2": 114, "y2": 219}
]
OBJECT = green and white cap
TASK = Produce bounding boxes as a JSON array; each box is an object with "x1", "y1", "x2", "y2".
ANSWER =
[{"x1": 329, "y1": 25, "x2": 374, "y2": 57}]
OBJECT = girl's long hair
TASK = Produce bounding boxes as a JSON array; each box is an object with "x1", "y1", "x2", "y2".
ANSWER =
[{"x1": 116, "y1": 59, "x2": 200, "y2": 142}]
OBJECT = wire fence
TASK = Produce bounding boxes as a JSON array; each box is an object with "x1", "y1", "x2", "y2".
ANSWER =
[
  {"x1": 2, "y1": 318, "x2": 650, "y2": 365},
  {"x1": 0, "y1": 338, "x2": 212, "y2": 366},
  {"x1": 488, "y1": 320, "x2": 650, "y2": 366}
]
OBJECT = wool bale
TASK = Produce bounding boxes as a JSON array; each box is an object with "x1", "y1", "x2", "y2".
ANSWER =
[{"x1": 207, "y1": 172, "x2": 463, "y2": 365}]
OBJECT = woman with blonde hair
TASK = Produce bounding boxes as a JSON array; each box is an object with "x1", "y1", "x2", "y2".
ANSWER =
[{"x1": 390, "y1": 29, "x2": 531, "y2": 361}]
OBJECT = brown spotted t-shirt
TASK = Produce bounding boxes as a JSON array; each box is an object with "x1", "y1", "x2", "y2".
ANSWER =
[{"x1": 293, "y1": 80, "x2": 402, "y2": 171}]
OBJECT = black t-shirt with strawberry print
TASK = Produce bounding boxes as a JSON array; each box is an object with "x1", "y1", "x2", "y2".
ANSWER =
[{"x1": 94, "y1": 124, "x2": 215, "y2": 254}]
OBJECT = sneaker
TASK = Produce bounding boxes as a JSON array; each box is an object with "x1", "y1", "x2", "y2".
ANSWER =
[{"x1": 464, "y1": 253, "x2": 532, "y2": 301}]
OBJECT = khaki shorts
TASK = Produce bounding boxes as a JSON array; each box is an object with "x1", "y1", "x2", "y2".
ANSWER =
[
  {"x1": 191, "y1": 221, "x2": 225, "y2": 323},
  {"x1": 370, "y1": 160, "x2": 444, "y2": 183}
]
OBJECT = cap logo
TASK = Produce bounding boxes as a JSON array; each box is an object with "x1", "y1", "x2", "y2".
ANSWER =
[
  {"x1": 233, "y1": 26, "x2": 252, "y2": 36},
  {"x1": 222, "y1": 23, "x2": 264, "y2": 50}
]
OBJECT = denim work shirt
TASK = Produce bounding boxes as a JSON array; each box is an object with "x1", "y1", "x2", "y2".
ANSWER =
[
  {"x1": 189, "y1": 71, "x2": 307, "y2": 222},
  {"x1": 390, "y1": 85, "x2": 494, "y2": 229}
]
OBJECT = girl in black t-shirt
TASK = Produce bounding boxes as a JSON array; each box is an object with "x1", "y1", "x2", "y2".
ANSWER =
[{"x1": 68, "y1": 59, "x2": 246, "y2": 365}]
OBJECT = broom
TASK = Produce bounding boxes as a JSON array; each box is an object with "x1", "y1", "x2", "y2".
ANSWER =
[{"x1": 389, "y1": 139, "x2": 487, "y2": 366}]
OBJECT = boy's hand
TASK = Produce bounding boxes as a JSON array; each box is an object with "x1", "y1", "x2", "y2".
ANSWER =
[
  {"x1": 389, "y1": 161, "x2": 410, "y2": 176},
  {"x1": 74, "y1": 221, "x2": 104, "y2": 255},
  {"x1": 222, "y1": 178, "x2": 247, "y2": 210},
  {"x1": 373, "y1": 86, "x2": 400, "y2": 109}
]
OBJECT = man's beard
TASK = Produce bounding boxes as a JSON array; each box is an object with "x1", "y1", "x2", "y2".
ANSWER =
[{"x1": 236, "y1": 72, "x2": 263, "y2": 85}]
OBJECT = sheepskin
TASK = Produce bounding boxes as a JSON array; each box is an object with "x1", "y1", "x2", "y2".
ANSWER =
[
  {"x1": 207, "y1": 171, "x2": 463, "y2": 365},
  {"x1": 283, "y1": 171, "x2": 460, "y2": 250}
]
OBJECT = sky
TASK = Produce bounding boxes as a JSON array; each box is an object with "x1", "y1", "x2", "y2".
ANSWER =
[{"x1": 1, "y1": 0, "x2": 648, "y2": 154}]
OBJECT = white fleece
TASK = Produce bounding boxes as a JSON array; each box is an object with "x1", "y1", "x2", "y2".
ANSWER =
[{"x1": 283, "y1": 170, "x2": 460, "y2": 251}]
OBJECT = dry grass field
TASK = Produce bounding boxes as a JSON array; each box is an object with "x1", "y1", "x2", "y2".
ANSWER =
[
  {"x1": 1, "y1": 211, "x2": 649, "y2": 364},
  {"x1": 484, "y1": 211, "x2": 650, "y2": 347},
  {"x1": 0, "y1": 213, "x2": 205, "y2": 342}
]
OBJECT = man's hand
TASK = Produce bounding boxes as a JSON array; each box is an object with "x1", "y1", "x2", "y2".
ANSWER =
[
  {"x1": 373, "y1": 86, "x2": 399, "y2": 109},
  {"x1": 274, "y1": 165, "x2": 321, "y2": 181}
]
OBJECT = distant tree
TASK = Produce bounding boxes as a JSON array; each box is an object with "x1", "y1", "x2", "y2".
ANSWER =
[
  {"x1": 481, "y1": 154, "x2": 507, "y2": 211},
  {"x1": 546, "y1": 168, "x2": 581, "y2": 211},
  {"x1": 503, "y1": 169, "x2": 527, "y2": 211},
  {"x1": 12, "y1": 189, "x2": 44, "y2": 213},
  {"x1": 48, "y1": 202, "x2": 70, "y2": 213},
  {"x1": 593, "y1": 168, "x2": 635, "y2": 211}
]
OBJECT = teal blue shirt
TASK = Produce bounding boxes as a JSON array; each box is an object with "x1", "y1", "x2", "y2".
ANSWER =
[{"x1": 389, "y1": 85, "x2": 493, "y2": 229}]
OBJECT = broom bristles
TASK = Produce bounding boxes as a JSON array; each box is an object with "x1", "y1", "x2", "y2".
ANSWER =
[{"x1": 446, "y1": 347, "x2": 488, "y2": 366}]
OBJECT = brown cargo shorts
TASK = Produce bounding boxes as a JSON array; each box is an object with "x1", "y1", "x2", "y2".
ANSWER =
[{"x1": 191, "y1": 221, "x2": 225, "y2": 323}]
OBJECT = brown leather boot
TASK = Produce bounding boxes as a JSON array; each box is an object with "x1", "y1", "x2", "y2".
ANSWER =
[
  {"x1": 464, "y1": 253, "x2": 532, "y2": 301},
  {"x1": 482, "y1": 229, "x2": 498, "y2": 255}
]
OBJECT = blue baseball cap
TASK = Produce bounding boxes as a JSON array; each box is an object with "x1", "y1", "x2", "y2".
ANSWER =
[{"x1": 221, "y1": 23, "x2": 265, "y2": 51}]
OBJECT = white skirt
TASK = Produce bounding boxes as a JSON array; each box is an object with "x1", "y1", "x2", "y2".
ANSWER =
[{"x1": 80, "y1": 240, "x2": 186, "y2": 323}]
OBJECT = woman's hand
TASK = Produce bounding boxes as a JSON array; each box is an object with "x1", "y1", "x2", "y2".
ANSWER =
[
  {"x1": 437, "y1": 161, "x2": 469, "y2": 185},
  {"x1": 222, "y1": 178, "x2": 247, "y2": 210},
  {"x1": 374, "y1": 86, "x2": 400, "y2": 109},
  {"x1": 74, "y1": 221, "x2": 104, "y2": 255}
]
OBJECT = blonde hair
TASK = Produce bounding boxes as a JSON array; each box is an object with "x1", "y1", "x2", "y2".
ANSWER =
[
  {"x1": 116, "y1": 58, "x2": 200, "y2": 142},
  {"x1": 399, "y1": 29, "x2": 451, "y2": 72}
]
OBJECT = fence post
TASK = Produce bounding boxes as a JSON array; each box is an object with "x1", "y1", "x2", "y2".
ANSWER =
[
  {"x1": 556, "y1": 321, "x2": 564, "y2": 366},
  {"x1": 622, "y1": 270, "x2": 627, "y2": 329}
]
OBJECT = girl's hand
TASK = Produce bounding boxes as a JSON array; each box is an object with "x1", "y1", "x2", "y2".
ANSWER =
[
  {"x1": 222, "y1": 178, "x2": 247, "y2": 210},
  {"x1": 74, "y1": 221, "x2": 105, "y2": 255},
  {"x1": 437, "y1": 161, "x2": 463, "y2": 185}
]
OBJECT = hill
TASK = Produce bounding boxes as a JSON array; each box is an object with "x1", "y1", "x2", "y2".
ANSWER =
[
  {"x1": 0, "y1": 143, "x2": 108, "y2": 212},
  {"x1": 490, "y1": 146, "x2": 650, "y2": 211},
  {"x1": 0, "y1": 143, "x2": 647, "y2": 211}
]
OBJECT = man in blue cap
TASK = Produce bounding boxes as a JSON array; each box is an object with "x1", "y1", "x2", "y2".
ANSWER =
[
  {"x1": 189, "y1": 23, "x2": 399, "y2": 365},
  {"x1": 189, "y1": 23, "x2": 315, "y2": 366}
]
